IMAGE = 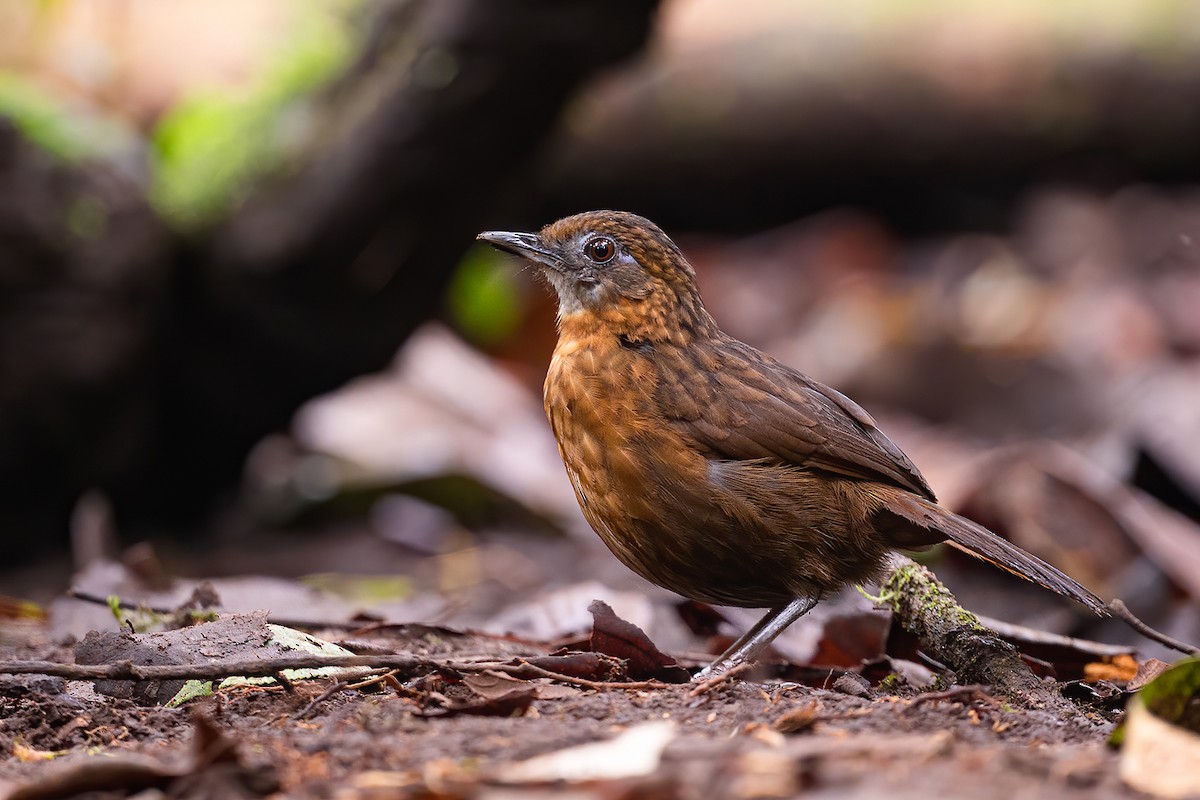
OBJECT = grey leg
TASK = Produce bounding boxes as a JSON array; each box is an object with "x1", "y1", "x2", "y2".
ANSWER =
[{"x1": 693, "y1": 595, "x2": 819, "y2": 680}]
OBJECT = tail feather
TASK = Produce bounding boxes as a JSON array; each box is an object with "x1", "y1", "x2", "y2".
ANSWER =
[{"x1": 877, "y1": 490, "x2": 1109, "y2": 616}]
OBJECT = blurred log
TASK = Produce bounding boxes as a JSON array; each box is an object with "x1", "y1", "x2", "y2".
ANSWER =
[
  {"x1": 537, "y1": 4, "x2": 1200, "y2": 233},
  {"x1": 0, "y1": 0, "x2": 660, "y2": 554},
  {"x1": 0, "y1": 122, "x2": 171, "y2": 549}
]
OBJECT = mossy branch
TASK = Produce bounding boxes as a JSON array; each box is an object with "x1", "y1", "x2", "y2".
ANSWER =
[{"x1": 879, "y1": 555, "x2": 1088, "y2": 716}]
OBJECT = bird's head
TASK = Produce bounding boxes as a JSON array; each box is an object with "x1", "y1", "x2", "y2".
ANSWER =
[{"x1": 478, "y1": 211, "x2": 714, "y2": 343}]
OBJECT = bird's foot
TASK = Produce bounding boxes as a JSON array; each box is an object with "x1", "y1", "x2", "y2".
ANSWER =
[{"x1": 691, "y1": 595, "x2": 820, "y2": 683}]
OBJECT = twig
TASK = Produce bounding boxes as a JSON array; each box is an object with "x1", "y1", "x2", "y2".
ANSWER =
[
  {"x1": 1107, "y1": 599, "x2": 1199, "y2": 656},
  {"x1": 294, "y1": 679, "x2": 354, "y2": 720},
  {"x1": 346, "y1": 669, "x2": 399, "y2": 691},
  {"x1": 0, "y1": 655, "x2": 434, "y2": 682},
  {"x1": 68, "y1": 588, "x2": 165, "y2": 614},
  {"x1": 293, "y1": 671, "x2": 401, "y2": 721},
  {"x1": 688, "y1": 662, "x2": 753, "y2": 697},
  {"x1": 0, "y1": 655, "x2": 671, "y2": 693},
  {"x1": 909, "y1": 685, "x2": 999, "y2": 709},
  {"x1": 272, "y1": 672, "x2": 296, "y2": 694},
  {"x1": 496, "y1": 661, "x2": 668, "y2": 691},
  {"x1": 975, "y1": 614, "x2": 1134, "y2": 658}
]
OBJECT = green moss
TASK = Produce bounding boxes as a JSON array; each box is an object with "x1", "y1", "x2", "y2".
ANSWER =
[
  {"x1": 150, "y1": 2, "x2": 359, "y2": 228},
  {"x1": 0, "y1": 72, "x2": 132, "y2": 162},
  {"x1": 855, "y1": 584, "x2": 891, "y2": 605},
  {"x1": 105, "y1": 594, "x2": 123, "y2": 623},
  {"x1": 878, "y1": 561, "x2": 990, "y2": 648},
  {"x1": 878, "y1": 673, "x2": 904, "y2": 693},
  {"x1": 883, "y1": 562, "x2": 985, "y2": 628}
]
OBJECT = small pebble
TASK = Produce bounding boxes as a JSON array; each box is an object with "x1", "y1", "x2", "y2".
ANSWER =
[{"x1": 831, "y1": 672, "x2": 871, "y2": 698}]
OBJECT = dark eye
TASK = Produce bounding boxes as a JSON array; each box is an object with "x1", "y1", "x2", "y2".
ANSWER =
[{"x1": 585, "y1": 237, "x2": 616, "y2": 263}]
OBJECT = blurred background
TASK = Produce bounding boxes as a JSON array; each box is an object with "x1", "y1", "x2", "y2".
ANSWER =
[{"x1": 1, "y1": 0, "x2": 1198, "y2": 660}]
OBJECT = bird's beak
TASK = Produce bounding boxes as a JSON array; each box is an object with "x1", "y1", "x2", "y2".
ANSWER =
[{"x1": 476, "y1": 230, "x2": 562, "y2": 270}]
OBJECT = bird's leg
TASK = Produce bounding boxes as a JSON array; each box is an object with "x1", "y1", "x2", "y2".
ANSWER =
[{"x1": 693, "y1": 595, "x2": 819, "y2": 681}]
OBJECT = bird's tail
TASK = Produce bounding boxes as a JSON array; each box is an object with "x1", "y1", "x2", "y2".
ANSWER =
[{"x1": 876, "y1": 490, "x2": 1109, "y2": 616}]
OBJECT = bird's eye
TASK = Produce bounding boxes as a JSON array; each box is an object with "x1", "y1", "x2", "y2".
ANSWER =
[{"x1": 585, "y1": 237, "x2": 616, "y2": 264}]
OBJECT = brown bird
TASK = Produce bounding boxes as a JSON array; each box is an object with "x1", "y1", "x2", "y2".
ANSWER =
[{"x1": 478, "y1": 211, "x2": 1107, "y2": 676}]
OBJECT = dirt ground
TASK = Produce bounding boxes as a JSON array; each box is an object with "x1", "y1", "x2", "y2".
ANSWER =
[{"x1": 0, "y1": 607, "x2": 1141, "y2": 800}]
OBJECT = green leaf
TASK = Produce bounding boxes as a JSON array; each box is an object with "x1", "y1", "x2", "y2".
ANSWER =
[
  {"x1": 165, "y1": 680, "x2": 214, "y2": 708},
  {"x1": 1111, "y1": 656, "x2": 1200, "y2": 746},
  {"x1": 149, "y1": 2, "x2": 358, "y2": 228},
  {"x1": 1115, "y1": 657, "x2": 1200, "y2": 797},
  {"x1": 0, "y1": 72, "x2": 132, "y2": 162},
  {"x1": 447, "y1": 246, "x2": 526, "y2": 346},
  {"x1": 1139, "y1": 656, "x2": 1200, "y2": 731}
]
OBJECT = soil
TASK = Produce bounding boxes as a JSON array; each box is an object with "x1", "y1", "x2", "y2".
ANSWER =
[{"x1": 0, "y1": 620, "x2": 1139, "y2": 800}]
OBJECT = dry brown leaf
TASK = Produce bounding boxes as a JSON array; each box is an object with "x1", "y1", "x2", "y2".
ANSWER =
[
  {"x1": 588, "y1": 600, "x2": 690, "y2": 682},
  {"x1": 1129, "y1": 659, "x2": 1174, "y2": 692},
  {"x1": 1082, "y1": 654, "x2": 1139, "y2": 684},
  {"x1": 774, "y1": 700, "x2": 824, "y2": 734}
]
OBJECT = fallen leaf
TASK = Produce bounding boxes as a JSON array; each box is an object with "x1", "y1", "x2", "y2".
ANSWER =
[
  {"x1": 11, "y1": 742, "x2": 62, "y2": 762},
  {"x1": 414, "y1": 684, "x2": 535, "y2": 719},
  {"x1": 810, "y1": 611, "x2": 889, "y2": 667},
  {"x1": 774, "y1": 700, "x2": 823, "y2": 734},
  {"x1": 1129, "y1": 659, "x2": 1173, "y2": 692},
  {"x1": 517, "y1": 652, "x2": 624, "y2": 681},
  {"x1": 461, "y1": 671, "x2": 531, "y2": 701},
  {"x1": 495, "y1": 721, "x2": 676, "y2": 783},
  {"x1": 74, "y1": 613, "x2": 367, "y2": 706},
  {"x1": 588, "y1": 600, "x2": 690, "y2": 682},
  {"x1": 530, "y1": 681, "x2": 583, "y2": 700},
  {"x1": 1083, "y1": 653, "x2": 1139, "y2": 684},
  {"x1": 1120, "y1": 703, "x2": 1199, "y2": 799},
  {"x1": 1116, "y1": 657, "x2": 1200, "y2": 798},
  {"x1": 0, "y1": 596, "x2": 47, "y2": 622},
  {"x1": 6, "y1": 713, "x2": 277, "y2": 800}
]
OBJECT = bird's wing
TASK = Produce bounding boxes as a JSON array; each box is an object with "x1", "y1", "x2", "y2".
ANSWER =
[{"x1": 660, "y1": 338, "x2": 936, "y2": 501}]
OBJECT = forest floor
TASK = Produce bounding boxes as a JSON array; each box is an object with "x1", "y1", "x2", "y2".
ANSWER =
[{"x1": 0, "y1": 575, "x2": 1143, "y2": 800}]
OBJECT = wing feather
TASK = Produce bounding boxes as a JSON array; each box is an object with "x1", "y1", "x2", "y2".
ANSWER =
[{"x1": 662, "y1": 338, "x2": 936, "y2": 501}]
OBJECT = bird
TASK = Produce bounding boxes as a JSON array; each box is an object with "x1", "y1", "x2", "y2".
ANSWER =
[{"x1": 477, "y1": 210, "x2": 1107, "y2": 677}]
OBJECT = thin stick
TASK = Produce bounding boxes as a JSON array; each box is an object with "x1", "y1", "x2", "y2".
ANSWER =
[
  {"x1": 273, "y1": 671, "x2": 297, "y2": 694},
  {"x1": 68, "y1": 588, "x2": 180, "y2": 616},
  {"x1": 0, "y1": 655, "x2": 672, "y2": 692},
  {"x1": 346, "y1": 669, "x2": 399, "y2": 691},
  {"x1": 500, "y1": 661, "x2": 667, "y2": 691},
  {"x1": 975, "y1": 614, "x2": 1134, "y2": 658},
  {"x1": 1108, "y1": 599, "x2": 1199, "y2": 656},
  {"x1": 909, "y1": 685, "x2": 998, "y2": 708},
  {"x1": 294, "y1": 680, "x2": 354, "y2": 720},
  {"x1": 294, "y1": 672, "x2": 399, "y2": 722},
  {"x1": 0, "y1": 655, "x2": 434, "y2": 682},
  {"x1": 688, "y1": 662, "x2": 753, "y2": 697}
]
